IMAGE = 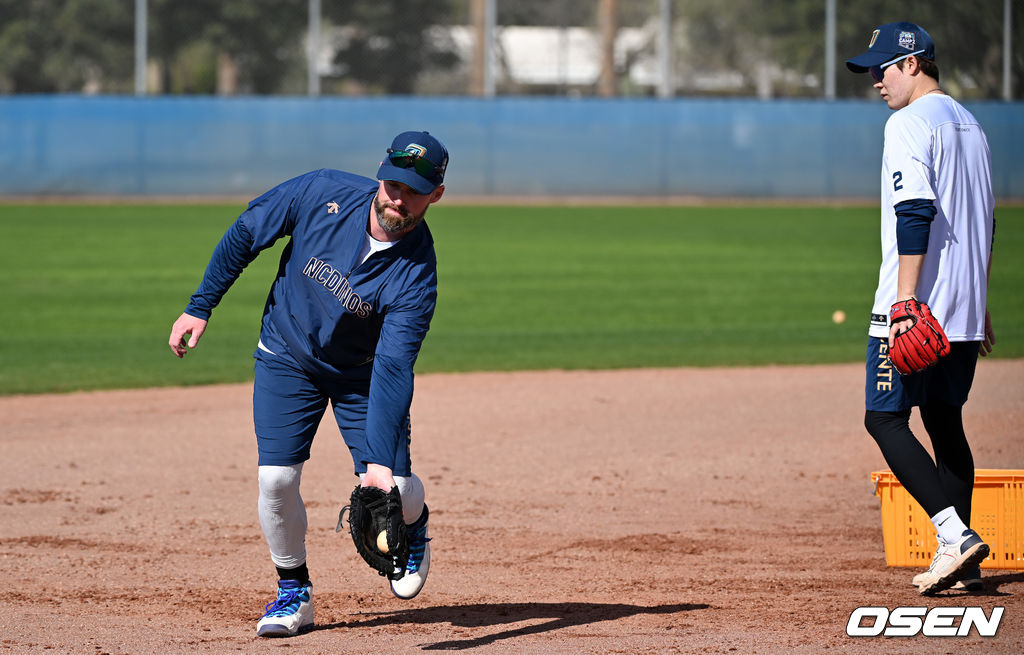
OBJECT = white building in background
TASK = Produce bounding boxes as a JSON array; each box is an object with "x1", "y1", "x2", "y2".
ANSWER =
[
  {"x1": 445, "y1": 24, "x2": 658, "y2": 88},
  {"x1": 319, "y1": 23, "x2": 670, "y2": 92},
  {"x1": 318, "y1": 22, "x2": 816, "y2": 96}
]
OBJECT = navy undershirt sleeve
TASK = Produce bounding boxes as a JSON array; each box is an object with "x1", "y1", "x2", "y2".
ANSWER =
[{"x1": 895, "y1": 198, "x2": 936, "y2": 255}]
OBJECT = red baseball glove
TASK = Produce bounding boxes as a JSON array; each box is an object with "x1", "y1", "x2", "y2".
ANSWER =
[{"x1": 888, "y1": 298, "x2": 951, "y2": 375}]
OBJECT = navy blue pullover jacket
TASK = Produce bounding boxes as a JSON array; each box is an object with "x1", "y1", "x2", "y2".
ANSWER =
[{"x1": 185, "y1": 169, "x2": 437, "y2": 470}]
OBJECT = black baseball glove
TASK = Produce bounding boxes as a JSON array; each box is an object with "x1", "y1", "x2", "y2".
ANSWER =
[{"x1": 337, "y1": 485, "x2": 409, "y2": 580}]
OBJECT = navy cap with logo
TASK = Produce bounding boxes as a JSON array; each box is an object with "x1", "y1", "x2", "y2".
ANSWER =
[
  {"x1": 846, "y1": 22, "x2": 935, "y2": 76},
  {"x1": 376, "y1": 130, "x2": 449, "y2": 195}
]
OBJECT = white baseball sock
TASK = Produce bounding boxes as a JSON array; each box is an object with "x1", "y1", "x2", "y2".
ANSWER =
[
  {"x1": 395, "y1": 473, "x2": 426, "y2": 525},
  {"x1": 258, "y1": 463, "x2": 308, "y2": 569},
  {"x1": 358, "y1": 471, "x2": 425, "y2": 525},
  {"x1": 931, "y1": 505, "x2": 970, "y2": 544}
]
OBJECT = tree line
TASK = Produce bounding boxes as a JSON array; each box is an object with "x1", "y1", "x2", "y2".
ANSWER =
[{"x1": 0, "y1": 0, "x2": 1017, "y2": 99}]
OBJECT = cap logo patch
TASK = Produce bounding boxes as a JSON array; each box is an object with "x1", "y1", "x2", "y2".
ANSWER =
[
  {"x1": 898, "y1": 31, "x2": 916, "y2": 50},
  {"x1": 405, "y1": 144, "x2": 427, "y2": 158},
  {"x1": 868, "y1": 29, "x2": 879, "y2": 48}
]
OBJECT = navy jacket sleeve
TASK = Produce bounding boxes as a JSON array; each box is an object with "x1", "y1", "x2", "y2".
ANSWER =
[
  {"x1": 184, "y1": 172, "x2": 316, "y2": 319},
  {"x1": 363, "y1": 283, "x2": 437, "y2": 470}
]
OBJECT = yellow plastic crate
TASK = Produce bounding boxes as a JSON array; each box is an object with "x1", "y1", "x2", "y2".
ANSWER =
[{"x1": 872, "y1": 469, "x2": 1024, "y2": 569}]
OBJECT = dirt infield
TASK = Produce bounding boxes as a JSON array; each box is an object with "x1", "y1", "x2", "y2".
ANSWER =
[{"x1": 2, "y1": 361, "x2": 1022, "y2": 654}]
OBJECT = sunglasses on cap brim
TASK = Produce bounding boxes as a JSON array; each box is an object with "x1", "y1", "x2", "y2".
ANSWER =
[
  {"x1": 387, "y1": 149, "x2": 444, "y2": 178},
  {"x1": 869, "y1": 50, "x2": 925, "y2": 82}
]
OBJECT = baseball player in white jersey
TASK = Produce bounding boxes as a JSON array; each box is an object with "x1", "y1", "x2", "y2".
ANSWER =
[{"x1": 846, "y1": 22, "x2": 996, "y2": 595}]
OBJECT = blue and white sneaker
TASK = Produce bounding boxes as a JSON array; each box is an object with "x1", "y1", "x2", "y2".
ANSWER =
[
  {"x1": 256, "y1": 579, "x2": 313, "y2": 637},
  {"x1": 916, "y1": 530, "x2": 990, "y2": 596},
  {"x1": 391, "y1": 505, "x2": 431, "y2": 600}
]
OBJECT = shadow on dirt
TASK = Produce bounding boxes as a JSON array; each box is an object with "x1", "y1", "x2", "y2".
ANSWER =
[
  {"x1": 967, "y1": 571, "x2": 1024, "y2": 598},
  {"x1": 315, "y1": 601, "x2": 710, "y2": 650}
]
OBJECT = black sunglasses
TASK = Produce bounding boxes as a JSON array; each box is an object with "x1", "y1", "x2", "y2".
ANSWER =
[
  {"x1": 869, "y1": 63, "x2": 893, "y2": 83},
  {"x1": 387, "y1": 149, "x2": 444, "y2": 178}
]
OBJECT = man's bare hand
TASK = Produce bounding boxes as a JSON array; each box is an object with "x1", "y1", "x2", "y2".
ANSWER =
[
  {"x1": 979, "y1": 310, "x2": 995, "y2": 357},
  {"x1": 169, "y1": 313, "x2": 208, "y2": 358},
  {"x1": 362, "y1": 463, "x2": 396, "y2": 492}
]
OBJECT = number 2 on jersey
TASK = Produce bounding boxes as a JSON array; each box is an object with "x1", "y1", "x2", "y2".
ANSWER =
[{"x1": 892, "y1": 171, "x2": 903, "y2": 191}]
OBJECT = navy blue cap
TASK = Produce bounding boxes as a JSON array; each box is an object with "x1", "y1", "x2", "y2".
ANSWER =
[
  {"x1": 376, "y1": 130, "x2": 448, "y2": 194},
  {"x1": 846, "y1": 22, "x2": 935, "y2": 73}
]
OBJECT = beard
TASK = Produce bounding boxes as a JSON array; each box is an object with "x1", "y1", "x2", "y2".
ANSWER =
[{"x1": 373, "y1": 193, "x2": 426, "y2": 235}]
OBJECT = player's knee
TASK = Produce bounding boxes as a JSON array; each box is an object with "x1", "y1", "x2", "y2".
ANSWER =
[
  {"x1": 920, "y1": 401, "x2": 964, "y2": 434},
  {"x1": 864, "y1": 409, "x2": 909, "y2": 442},
  {"x1": 258, "y1": 463, "x2": 303, "y2": 500},
  {"x1": 864, "y1": 410, "x2": 879, "y2": 437}
]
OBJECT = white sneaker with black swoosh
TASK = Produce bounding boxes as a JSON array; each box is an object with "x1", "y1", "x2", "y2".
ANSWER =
[
  {"x1": 914, "y1": 530, "x2": 989, "y2": 596},
  {"x1": 913, "y1": 563, "x2": 983, "y2": 591}
]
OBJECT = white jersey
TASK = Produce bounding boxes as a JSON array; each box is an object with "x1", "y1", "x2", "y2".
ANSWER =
[{"x1": 869, "y1": 93, "x2": 994, "y2": 340}]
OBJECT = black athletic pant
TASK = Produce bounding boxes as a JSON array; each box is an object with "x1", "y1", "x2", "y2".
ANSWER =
[{"x1": 865, "y1": 401, "x2": 975, "y2": 523}]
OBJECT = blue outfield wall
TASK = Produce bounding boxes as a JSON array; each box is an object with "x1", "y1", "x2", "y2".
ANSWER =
[{"x1": 0, "y1": 95, "x2": 1020, "y2": 199}]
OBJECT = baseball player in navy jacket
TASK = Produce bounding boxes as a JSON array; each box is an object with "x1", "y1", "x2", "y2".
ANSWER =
[{"x1": 169, "y1": 131, "x2": 447, "y2": 637}]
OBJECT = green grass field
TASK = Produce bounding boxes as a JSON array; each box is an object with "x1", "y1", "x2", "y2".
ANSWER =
[{"x1": 0, "y1": 203, "x2": 1020, "y2": 395}]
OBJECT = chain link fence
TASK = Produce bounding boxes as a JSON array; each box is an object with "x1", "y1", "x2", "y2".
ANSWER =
[{"x1": 0, "y1": 0, "x2": 1019, "y2": 99}]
